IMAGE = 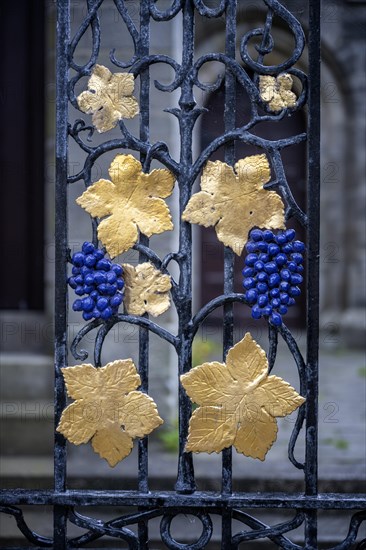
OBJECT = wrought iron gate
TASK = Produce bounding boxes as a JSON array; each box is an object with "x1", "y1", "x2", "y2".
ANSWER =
[{"x1": 1, "y1": 0, "x2": 365, "y2": 548}]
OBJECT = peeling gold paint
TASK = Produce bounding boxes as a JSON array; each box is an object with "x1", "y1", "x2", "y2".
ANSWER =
[
  {"x1": 77, "y1": 64, "x2": 139, "y2": 132},
  {"x1": 259, "y1": 74, "x2": 297, "y2": 112},
  {"x1": 123, "y1": 262, "x2": 172, "y2": 317}
]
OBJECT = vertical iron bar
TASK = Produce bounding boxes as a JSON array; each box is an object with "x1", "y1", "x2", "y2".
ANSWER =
[
  {"x1": 138, "y1": 1, "x2": 150, "y2": 546},
  {"x1": 175, "y1": 0, "x2": 196, "y2": 494},
  {"x1": 305, "y1": 0, "x2": 321, "y2": 546},
  {"x1": 222, "y1": 0, "x2": 237, "y2": 546},
  {"x1": 54, "y1": 1, "x2": 70, "y2": 548}
]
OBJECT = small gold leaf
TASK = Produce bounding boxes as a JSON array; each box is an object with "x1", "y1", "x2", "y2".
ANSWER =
[
  {"x1": 62, "y1": 363, "x2": 99, "y2": 400},
  {"x1": 259, "y1": 74, "x2": 297, "y2": 112},
  {"x1": 119, "y1": 391, "x2": 164, "y2": 438},
  {"x1": 234, "y1": 408, "x2": 278, "y2": 460},
  {"x1": 76, "y1": 154, "x2": 175, "y2": 257},
  {"x1": 182, "y1": 155, "x2": 285, "y2": 255},
  {"x1": 181, "y1": 332, "x2": 305, "y2": 460},
  {"x1": 91, "y1": 425, "x2": 133, "y2": 467},
  {"x1": 181, "y1": 361, "x2": 239, "y2": 406},
  {"x1": 122, "y1": 262, "x2": 172, "y2": 316},
  {"x1": 57, "y1": 401, "x2": 98, "y2": 445},
  {"x1": 254, "y1": 375, "x2": 306, "y2": 418},
  {"x1": 185, "y1": 406, "x2": 237, "y2": 453},
  {"x1": 57, "y1": 360, "x2": 163, "y2": 467},
  {"x1": 77, "y1": 64, "x2": 139, "y2": 132}
]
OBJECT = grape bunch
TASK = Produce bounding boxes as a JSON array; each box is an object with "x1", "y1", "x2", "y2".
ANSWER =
[
  {"x1": 243, "y1": 228, "x2": 305, "y2": 327},
  {"x1": 68, "y1": 242, "x2": 124, "y2": 321}
]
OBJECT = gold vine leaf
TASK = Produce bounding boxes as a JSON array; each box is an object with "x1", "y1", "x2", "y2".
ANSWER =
[
  {"x1": 77, "y1": 64, "x2": 139, "y2": 133},
  {"x1": 76, "y1": 154, "x2": 175, "y2": 258},
  {"x1": 181, "y1": 333, "x2": 305, "y2": 460},
  {"x1": 57, "y1": 360, "x2": 163, "y2": 467},
  {"x1": 181, "y1": 155, "x2": 285, "y2": 256},
  {"x1": 259, "y1": 74, "x2": 297, "y2": 112},
  {"x1": 122, "y1": 262, "x2": 172, "y2": 317}
]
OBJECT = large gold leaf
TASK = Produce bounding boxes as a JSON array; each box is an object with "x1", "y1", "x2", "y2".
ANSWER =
[
  {"x1": 76, "y1": 155, "x2": 175, "y2": 258},
  {"x1": 259, "y1": 74, "x2": 297, "y2": 112},
  {"x1": 182, "y1": 155, "x2": 285, "y2": 255},
  {"x1": 122, "y1": 262, "x2": 172, "y2": 316},
  {"x1": 57, "y1": 360, "x2": 163, "y2": 467},
  {"x1": 181, "y1": 332, "x2": 305, "y2": 460},
  {"x1": 77, "y1": 64, "x2": 139, "y2": 132}
]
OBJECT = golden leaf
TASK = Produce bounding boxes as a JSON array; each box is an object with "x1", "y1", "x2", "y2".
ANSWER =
[
  {"x1": 122, "y1": 262, "x2": 172, "y2": 316},
  {"x1": 182, "y1": 155, "x2": 285, "y2": 255},
  {"x1": 57, "y1": 359, "x2": 163, "y2": 467},
  {"x1": 92, "y1": 425, "x2": 133, "y2": 467},
  {"x1": 76, "y1": 154, "x2": 175, "y2": 257},
  {"x1": 259, "y1": 74, "x2": 297, "y2": 112},
  {"x1": 181, "y1": 332, "x2": 305, "y2": 460},
  {"x1": 77, "y1": 64, "x2": 139, "y2": 132}
]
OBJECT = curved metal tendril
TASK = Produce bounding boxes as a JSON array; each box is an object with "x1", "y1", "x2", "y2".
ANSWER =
[
  {"x1": 109, "y1": 0, "x2": 140, "y2": 68},
  {"x1": 71, "y1": 319, "x2": 103, "y2": 361},
  {"x1": 232, "y1": 509, "x2": 304, "y2": 548},
  {"x1": 327, "y1": 511, "x2": 366, "y2": 550},
  {"x1": 68, "y1": 0, "x2": 102, "y2": 73},
  {"x1": 193, "y1": 0, "x2": 227, "y2": 18},
  {"x1": 240, "y1": 0, "x2": 305, "y2": 74},
  {"x1": 148, "y1": 0, "x2": 184, "y2": 22},
  {"x1": 69, "y1": 508, "x2": 164, "y2": 546},
  {"x1": 68, "y1": 508, "x2": 139, "y2": 548},
  {"x1": 0, "y1": 506, "x2": 53, "y2": 547},
  {"x1": 131, "y1": 54, "x2": 183, "y2": 92},
  {"x1": 160, "y1": 511, "x2": 213, "y2": 549},
  {"x1": 279, "y1": 323, "x2": 306, "y2": 470}
]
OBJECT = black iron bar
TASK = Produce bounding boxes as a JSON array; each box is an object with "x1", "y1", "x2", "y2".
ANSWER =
[
  {"x1": 54, "y1": 1, "x2": 70, "y2": 548},
  {"x1": 1, "y1": 490, "x2": 365, "y2": 509},
  {"x1": 305, "y1": 0, "x2": 321, "y2": 547},
  {"x1": 137, "y1": 1, "x2": 150, "y2": 547},
  {"x1": 222, "y1": 0, "x2": 237, "y2": 546},
  {"x1": 174, "y1": 0, "x2": 196, "y2": 495}
]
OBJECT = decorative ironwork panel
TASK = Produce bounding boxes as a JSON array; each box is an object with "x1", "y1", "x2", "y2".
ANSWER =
[{"x1": 0, "y1": 0, "x2": 365, "y2": 548}]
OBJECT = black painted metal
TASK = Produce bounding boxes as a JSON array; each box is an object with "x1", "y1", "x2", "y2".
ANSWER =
[{"x1": 0, "y1": 0, "x2": 365, "y2": 548}]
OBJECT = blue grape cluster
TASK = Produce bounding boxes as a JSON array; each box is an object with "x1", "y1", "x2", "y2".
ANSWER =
[
  {"x1": 243, "y1": 228, "x2": 305, "y2": 326},
  {"x1": 68, "y1": 242, "x2": 124, "y2": 321}
]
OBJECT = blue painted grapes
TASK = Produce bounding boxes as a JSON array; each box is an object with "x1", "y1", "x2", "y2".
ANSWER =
[
  {"x1": 243, "y1": 228, "x2": 305, "y2": 326},
  {"x1": 68, "y1": 242, "x2": 124, "y2": 321}
]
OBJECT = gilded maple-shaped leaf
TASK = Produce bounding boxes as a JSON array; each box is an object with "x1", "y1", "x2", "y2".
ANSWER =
[
  {"x1": 77, "y1": 64, "x2": 139, "y2": 132},
  {"x1": 76, "y1": 154, "x2": 175, "y2": 258},
  {"x1": 181, "y1": 333, "x2": 305, "y2": 460},
  {"x1": 182, "y1": 155, "x2": 285, "y2": 255},
  {"x1": 57, "y1": 360, "x2": 163, "y2": 467},
  {"x1": 259, "y1": 74, "x2": 297, "y2": 112},
  {"x1": 122, "y1": 262, "x2": 171, "y2": 317}
]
